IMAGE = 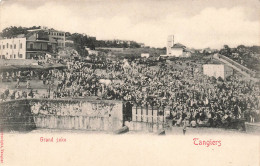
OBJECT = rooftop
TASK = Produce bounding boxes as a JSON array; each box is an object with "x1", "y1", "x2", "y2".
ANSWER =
[{"x1": 171, "y1": 43, "x2": 186, "y2": 48}]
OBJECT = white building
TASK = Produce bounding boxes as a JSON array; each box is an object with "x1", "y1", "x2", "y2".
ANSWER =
[
  {"x1": 170, "y1": 44, "x2": 184, "y2": 57},
  {"x1": 0, "y1": 38, "x2": 26, "y2": 59},
  {"x1": 85, "y1": 47, "x2": 99, "y2": 56},
  {"x1": 203, "y1": 64, "x2": 233, "y2": 79},
  {"x1": 160, "y1": 54, "x2": 168, "y2": 57},
  {"x1": 168, "y1": 43, "x2": 189, "y2": 57},
  {"x1": 88, "y1": 50, "x2": 99, "y2": 56},
  {"x1": 141, "y1": 53, "x2": 149, "y2": 58},
  {"x1": 166, "y1": 35, "x2": 191, "y2": 57},
  {"x1": 65, "y1": 39, "x2": 74, "y2": 47},
  {"x1": 139, "y1": 43, "x2": 145, "y2": 48}
]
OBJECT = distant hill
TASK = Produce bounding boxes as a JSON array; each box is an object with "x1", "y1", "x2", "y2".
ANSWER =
[{"x1": 96, "y1": 47, "x2": 166, "y2": 60}]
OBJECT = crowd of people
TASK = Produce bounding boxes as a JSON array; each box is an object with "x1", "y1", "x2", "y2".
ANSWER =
[{"x1": 0, "y1": 56, "x2": 259, "y2": 127}]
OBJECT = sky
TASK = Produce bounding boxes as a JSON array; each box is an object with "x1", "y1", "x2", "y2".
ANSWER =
[{"x1": 0, "y1": 0, "x2": 259, "y2": 49}]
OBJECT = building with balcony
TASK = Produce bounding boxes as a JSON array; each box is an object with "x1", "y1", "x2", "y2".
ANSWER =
[
  {"x1": 0, "y1": 30, "x2": 58, "y2": 60},
  {"x1": 25, "y1": 30, "x2": 54, "y2": 59},
  {"x1": 48, "y1": 29, "x2": 65, "y2": 48}
]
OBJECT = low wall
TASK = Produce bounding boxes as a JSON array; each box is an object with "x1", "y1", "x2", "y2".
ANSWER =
[
  {"x1": 34, "y1": 115, "x2": 120, "y2": 131},
  {"x1": 218, "y1": 54, "x2": 256, "y2": 77},
  {"x1": 245, "y1": 123, "x2": 260, "y2": 134},
  {"x1": 0, "y1": 99, "x2": 123, "y2": 132},
  {"x1": 125, "y1": 121, "x2": 165, "y2": 133}
]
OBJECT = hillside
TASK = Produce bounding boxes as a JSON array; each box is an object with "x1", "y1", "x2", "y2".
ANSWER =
[{"x1": 96, "y1": 47, "x2": 166, "y2": 59}]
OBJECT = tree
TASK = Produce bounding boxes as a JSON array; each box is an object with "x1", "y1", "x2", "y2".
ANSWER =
[
  {"x1": 224, "y1": 45, "x2": 230, "y2": 50},
  {"x1": 122, "y1": 42, "x2": 128, "y2": 48},
  {"x1": 0, "y1": 26, "x2": 28, "y2": 38},
  {"x1": 237, "y1": 45, "x2": 246, "y2": 50},
  {"x1": 219, "y1": 45, "x2": 231, "y2": 56},
  {"x1": 223, "y1": 45, "x2": 231, "y2": 55}
]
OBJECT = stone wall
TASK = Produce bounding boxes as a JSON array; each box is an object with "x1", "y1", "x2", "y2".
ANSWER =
[
  {"x1": 0, "y1": 99, "x2": 123, "y2": 132},
  {"x1": 0, "y1": 100, "x2": 36, "y2": 131}
]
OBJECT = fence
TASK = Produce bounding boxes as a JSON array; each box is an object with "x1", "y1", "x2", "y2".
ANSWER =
[{"x1": 126, "y1": 105, "x2": 168, "y2": 132}]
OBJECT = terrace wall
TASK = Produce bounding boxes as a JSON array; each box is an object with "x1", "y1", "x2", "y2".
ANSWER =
[{"x1": 0, "y1": 99, "x2": 123, "y2": 132}]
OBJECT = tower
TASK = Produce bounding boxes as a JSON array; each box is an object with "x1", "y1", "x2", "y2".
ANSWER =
[{"x1": 167, "y1": 35, "x2": 174, "y2": 55}]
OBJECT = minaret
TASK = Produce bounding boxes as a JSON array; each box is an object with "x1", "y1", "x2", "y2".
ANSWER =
[{"x1": 167, "y1": 35, "x2": 174, "y2": 55}]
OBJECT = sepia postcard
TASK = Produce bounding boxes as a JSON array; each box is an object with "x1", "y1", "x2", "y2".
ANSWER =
[{"x1": 0, "y1": 0, "x2": 259, "y2": 165}]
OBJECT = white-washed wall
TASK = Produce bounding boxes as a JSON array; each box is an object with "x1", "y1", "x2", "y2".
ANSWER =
[{"x1": 29, "y1": 99, "x2": 123, "y2": 131}]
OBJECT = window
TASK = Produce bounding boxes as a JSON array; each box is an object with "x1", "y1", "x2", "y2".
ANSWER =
[
  {"x1": 10, "y1": 45, "x2": 12, "y2": 49},
  {"x1": 10, "y1": 55, "x2": 12, "y2": 59},
  {"x1": 20, "y1": 43, "x2": 22, "y2": 49},
  {"x1": 19, "y1": 54, "x2": 23, "y2": 58},
  {"x1": 14, "y1": 44, "x2": 16, "y2": 49},
  {"x1": 30, "y1": 43, "x2": 33, "y2": 49},
  {"x1": 14, "y1": 54, "x2": 16, "y2": 59},
  {"x1": 0, "y1": 45, "x2": 1, "y2": 49},
  {"x1": 6, "y1": 43, "x2": 8, "y2": 48}
]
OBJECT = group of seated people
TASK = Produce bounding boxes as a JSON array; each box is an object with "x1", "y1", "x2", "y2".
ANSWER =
[{"x1": 0, "y1": 56, "x2": 259, "y2": 127}]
